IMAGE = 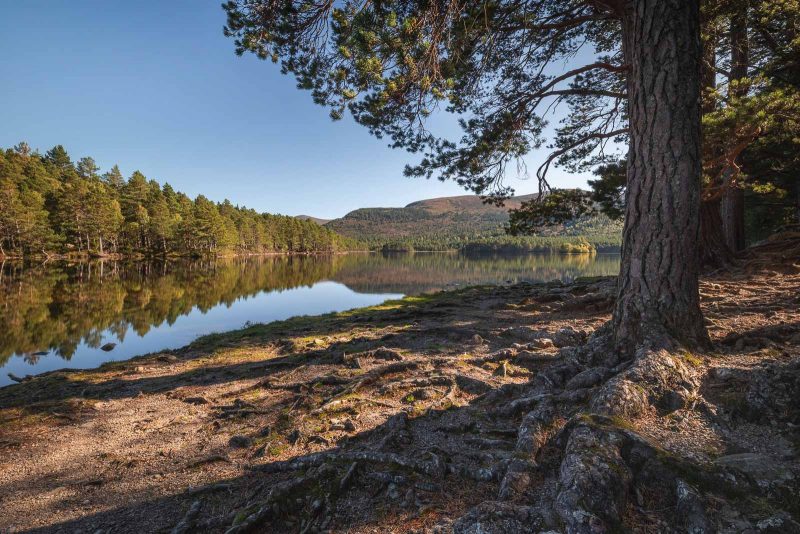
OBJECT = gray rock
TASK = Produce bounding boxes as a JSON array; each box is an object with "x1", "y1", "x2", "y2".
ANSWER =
[
  {"x1": 530, "y1": 338, "x2": 555, "y2": 349},
  {"x1": 756, "y1": 513, "x2": 800, "y2": 533},
  {"x1": 100, "y1": 342, "x2": 116, "y2": 352},
  {"x1": 675, "y1": 479, "x2": 711, "y2": 533},
  {"x1": 714, "y1": 453, "x2": 796, "y2": 490},
  {"x1": 502, "y1": 326, "x2": 548, "y2": 343}
]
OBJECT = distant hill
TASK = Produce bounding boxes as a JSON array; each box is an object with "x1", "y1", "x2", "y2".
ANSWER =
[
  {"x1": 325, "y1": 193, "x2": 622, "y2": 252},
  {"x1": 405, "y1": 193, "x2": 540, "y2": 214},
  {"x1": 296, "y1": 215, "x2": 331, "y2": 225}
]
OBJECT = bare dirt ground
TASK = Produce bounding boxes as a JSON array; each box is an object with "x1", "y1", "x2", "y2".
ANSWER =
[{"x1": 1, "y1": 237, "x2": 798, "y2": 533}]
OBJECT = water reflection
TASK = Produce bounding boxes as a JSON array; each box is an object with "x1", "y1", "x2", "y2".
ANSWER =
[{"x1": 0, "y1": 252, "x2": 619, "y2": 384}]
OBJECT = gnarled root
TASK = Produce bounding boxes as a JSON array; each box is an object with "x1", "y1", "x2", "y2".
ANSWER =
[
  {"x1": 466, "y1": 333, "x2": 715, "y2": 532},
  {"x1": 590, "y1": 347, "x2": 700, "y2": 418}
]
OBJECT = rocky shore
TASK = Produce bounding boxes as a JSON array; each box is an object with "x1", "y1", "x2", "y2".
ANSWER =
[{"x1": 0, "y1": 237, "x2": 798, "y2": 533}]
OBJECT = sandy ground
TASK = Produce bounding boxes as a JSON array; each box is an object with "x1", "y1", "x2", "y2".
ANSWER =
[{"x1": 0, "y1": 252, "x2": 798, "y2": 533}]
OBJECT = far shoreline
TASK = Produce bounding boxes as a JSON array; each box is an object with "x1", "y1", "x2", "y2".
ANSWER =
[{"x1": 0, "y1": 245, "x2": 621, "y2": 263}]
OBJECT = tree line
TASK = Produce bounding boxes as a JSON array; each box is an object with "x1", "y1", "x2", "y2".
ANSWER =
[{"x1": 0, "y1": 144, "x2": 361, "y2": 257}]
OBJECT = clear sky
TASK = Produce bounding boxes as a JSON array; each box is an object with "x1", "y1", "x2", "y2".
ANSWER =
[{"x1": 0, "y1": 0, "x2": 596, "y2": 219}]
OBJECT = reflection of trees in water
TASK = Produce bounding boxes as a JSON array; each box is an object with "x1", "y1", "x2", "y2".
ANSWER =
[
  {"x1": 330, "y1": 252, "x2": 620, "y2": 294},
  {"x1": 0, "y1": 253, "x2": 618, "y2": 364}
]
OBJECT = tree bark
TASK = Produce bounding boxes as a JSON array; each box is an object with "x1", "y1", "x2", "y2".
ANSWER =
[
  {"x1": 700, "y1": 198, "x2": 733, "y2": 269},
  {"x1": 614, "y1": 0, "x2": 710, "y2": 351},
  {"x1": 721, "y1": 188, "x2": 745, "y2": 250},
  {"x1": 796, "y1": 181, "x2": 800, "y2": 224},
  {"x1": 699, "y1": 15, "x2": 734, "y2": 268},
  {"x1": 720, "y1": 2, "x2": 749, "y2": 252}
]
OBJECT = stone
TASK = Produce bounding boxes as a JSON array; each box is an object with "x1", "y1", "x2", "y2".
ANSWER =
[
  {"x1": 714, "y1": 453, "x2": 796, "y2": 490},
  {"x1": 100, "y1": 343, "x2": 116, "y2": 352},
  {"x1": 502, "y1": 326, "x2": 547, "y2": 342},
  {"x1": 530, "y1": 338, "x2": 555, "y2": 349},
  {"x1": 370, "y1": 347, "x2": 403, "y2": 361},
  {"x1": 675, "y1": 480, "x2": 711, "y2": 533},
  {"x1": 756, "y1": 513, "x2": 800, "y2": 533}
]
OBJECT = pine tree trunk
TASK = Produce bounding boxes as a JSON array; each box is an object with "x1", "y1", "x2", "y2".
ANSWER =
[
  {"x1": 796, "y1": 182, "x2": 800, "y2": 224},
  {"x1": 698, "y1": 13, "x2": 734, "y2": 268},
  {"x1": 700, "y1": 198, "x2": 733, "y2": 269},
  {"x1": 721, "y1": 189, "x2": 745, "y2": 250},
  {"x1": 614, "y1": 0, "x2": 709, "y2": 351},
  {"x1": 720, "y1": 2, "x2": 749, "y2": 252}
]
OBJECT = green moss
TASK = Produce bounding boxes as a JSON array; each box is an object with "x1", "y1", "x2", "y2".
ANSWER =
[
  {"x1": 607, "y1": 415, "x2": 638, "y2": 432},
  {"x1": 679, "y1": 350, "x2": 703, "y2": 368},
  {"x1": 266, "y1": 440, "x2": 290, "y2": 457}
]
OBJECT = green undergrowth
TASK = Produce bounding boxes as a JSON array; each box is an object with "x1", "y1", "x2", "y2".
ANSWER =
[{"x1": 188, "y1": 288, "x2": 472, "y2": 353}]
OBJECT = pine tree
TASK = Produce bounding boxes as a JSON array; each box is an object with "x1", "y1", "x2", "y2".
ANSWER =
[
  {"x1": 77, "y1": 156, "x2": 100, "y2": 181},
  {"x1": 102, "y1": 165, "x2": 125, "y2": 191},
  {"x1": 224, "y1": 0, "x2": 708, "y2": 350},
  {"x1": 44, "y1": 145, "x2": 73, "y2": 174}
]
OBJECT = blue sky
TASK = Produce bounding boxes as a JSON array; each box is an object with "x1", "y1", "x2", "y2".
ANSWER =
[{"x1": 0, "y1": 1, "x2": 597, "y2": 219}]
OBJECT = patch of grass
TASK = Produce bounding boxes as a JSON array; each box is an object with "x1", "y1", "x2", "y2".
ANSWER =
[
  {"x1": 266, "y1": 439, "x2": 290, "y2": 457},
  {"x1": 607, "y1": 415, "x2": 638, "y2": 432},
  {"x1": 680, "y1": 351, "x2": 703, "y2": 368}
]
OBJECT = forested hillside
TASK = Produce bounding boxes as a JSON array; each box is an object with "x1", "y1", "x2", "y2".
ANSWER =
[
  {"x1": 0, "y1": 144, "x2": 360, "y2": 257},
  {"x1": 325, "y1": 194, "x2": 622, "y2": 252}
]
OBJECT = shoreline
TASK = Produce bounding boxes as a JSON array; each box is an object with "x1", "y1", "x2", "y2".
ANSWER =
[
  {"x1": 1, "y1": 261, "x2": 798, "y2": 532},
  {"x1": 0, "y1": 247, "x2": 620, "y2": 264}
]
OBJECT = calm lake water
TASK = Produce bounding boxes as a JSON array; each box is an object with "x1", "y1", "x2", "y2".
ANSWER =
[{"x1": 0, "y1": 252, "x2": 619, "y2": 386}]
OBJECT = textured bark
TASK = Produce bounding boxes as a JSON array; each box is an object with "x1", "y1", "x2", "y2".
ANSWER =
[
  {"x1": 701, "y1": 198, "x2": 734, "y2": 269},
  {"x1": 614, "y1": 0, "x2": 710, "y2": 350},
  {"x1": 698, "y1": 16, "x2": 734, "y2": 268},
  {"x1": 720, "y1": 2, "x2": 749, "y2": 252},
  {"x1": 721, "y1": 188, "x2": 745, "y2": 251}
]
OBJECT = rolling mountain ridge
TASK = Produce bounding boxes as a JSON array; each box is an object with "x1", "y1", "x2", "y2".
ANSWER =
[{"x1": 321, "y1": 193, "x2": 622, "y2": 251}]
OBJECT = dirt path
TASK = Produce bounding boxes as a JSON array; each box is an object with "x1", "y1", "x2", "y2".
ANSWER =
[{"x1": 1, "y1": 247, "x2": 798, "y2": 533}]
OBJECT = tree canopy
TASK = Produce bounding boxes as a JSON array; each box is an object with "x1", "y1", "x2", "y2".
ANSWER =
[
  {"x1": 508, "y1": 0, "x2": 799, "y2": 256},
  {"x1": 0, "y1": 144, "x2": 359, "y2": 257},
  {"x1": 223, "y1": 0, "x2": 630, "y2": 198},
  {"x1": 224, "y1": 0, "x2": 717, "y2": 351}
]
